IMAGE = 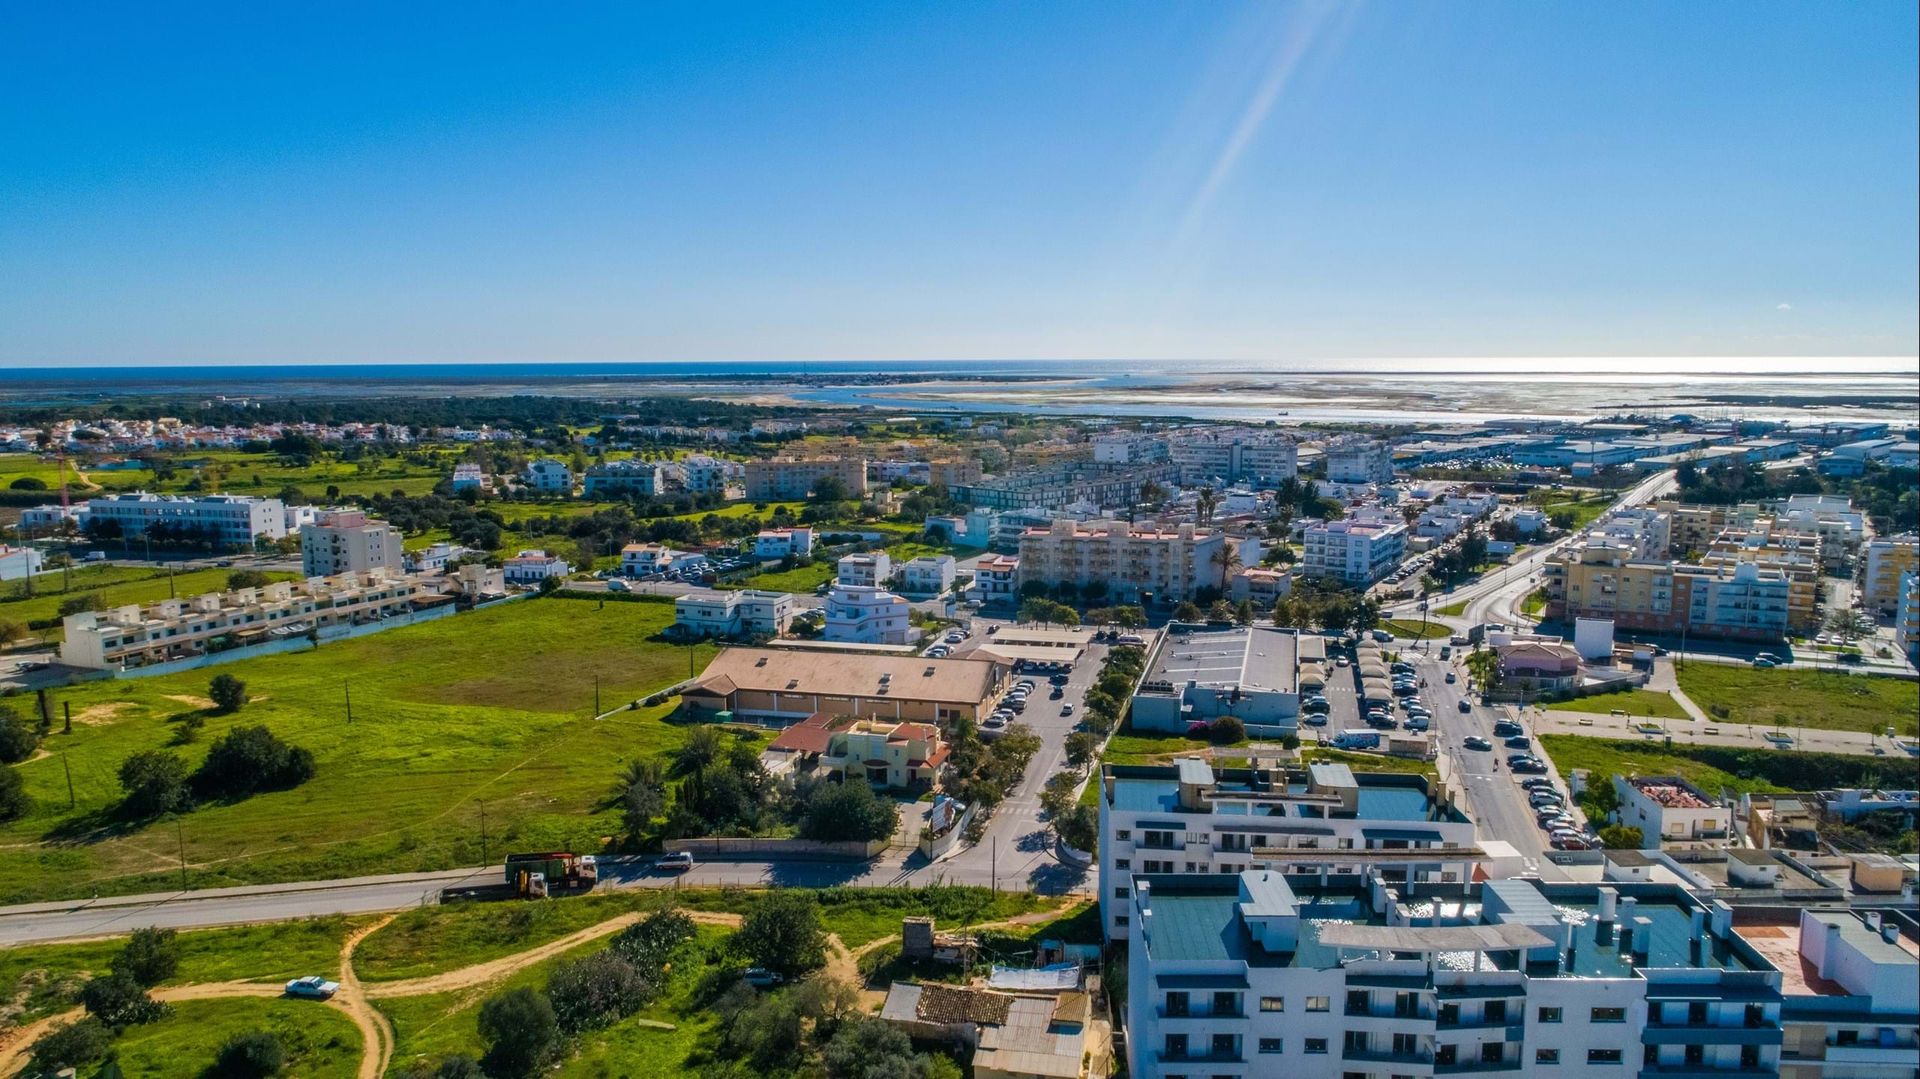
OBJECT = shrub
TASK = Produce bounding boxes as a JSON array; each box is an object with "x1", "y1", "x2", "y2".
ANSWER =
[
  {"x1": 1598, "y1": 825, "x2": 1644, "y2": 850},
  {"x1": 477, "y1": 987, "x2": 560, "y2": 1078},
  {"x1": 28, "y1": 1017, "x2": 113, "y2": 1073},
  {"x1": 208, "y1": 673, "x2": 249, "y2": 714},
  {"x1": 0, "y1": 706, "x2": 40, "y2": 764},
  {"x1": 8, "y1": 476, "x2": 46, "y2": 490},
  {"x1": 115, "y1": 926, "x2": 181, "y2": 987},
  {"x1": 57, "y1": 592, "x2": 106, "y2": 617},
  {"x1": 0, "y1": 764, "x2": 28, "y2": 822},
  {"x1": 546, "y1": 950, "x2": 653, "y2": 1033},
  {"x1": 118, "y1": 749, "x2": 193, "y2": 817},
  {"x1": 193, "y1": 725, "x2": 315, "y2": 800},
  {"x1": 735, "y1": 889, "x2": 827, "y2": 977},
  {"x1": 799, "y1": 778, "x2": 901, "y2": 843},
  {"x1": 1208, "y1": 716, "x2": 1246, "y2": 745},
  {"x1": 209, "y1": 1031, "x2": 287, "y2": 1078},
  {"x1": 610, "y1": 907, "x2": 697, "y2": 975},
  {"x1": 79, "y1": 971, "x2": 168, "y2": 1028}
]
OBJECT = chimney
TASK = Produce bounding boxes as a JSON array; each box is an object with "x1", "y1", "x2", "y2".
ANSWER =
[
  {"x1": 1619, "y1": 896, "x2": 1639, "y2": 925},
  {"x1": 1882, "y1": 923, "x2": 1902, "y2": 945},
  {"x1": 1597, "y1": 888, "x2": 1618, "y2": 923},
  {"x1": 1863, "y1": 911, "x2": 1882, "y2": 932}
]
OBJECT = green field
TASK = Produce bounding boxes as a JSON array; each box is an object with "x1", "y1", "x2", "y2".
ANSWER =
[
  {"x1": 1435, "y1": 599, "x2": 1468, "y2": 617},
  {"x1": 737, "y1": 539, "x2": 945, "y2": 593},
  {"x1": 0, "y1": 566, "x2": 300, "y2": 631},
  {"x1": 356, "y1": 891, "x2": 675, "y2": 983},
  {"x1": 2, "y1": 450, "x2": 451, "y2": 502},
  {"x1": 1381, "y1": 619, "x2": 1451, "y2": 640},
  {"x1": 113, "y1": 997, "x2": 364, "y2": 1079},
  {"x1": 0, "y1": 596, "x2": 727, "y2": 903},
  {"x1": 1675, "y1": 663, "x2": 1920, "y2": 736},
  {"x1": 1538, "y1": 735, "x2": 1912, "y2": 798},
  {"x1": 1548, "y1": 688, "x2": 1692, "y2": 721}
]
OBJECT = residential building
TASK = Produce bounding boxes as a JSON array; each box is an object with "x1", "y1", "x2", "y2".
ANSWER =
[
  {"x1": 523, "y1": 458, "x2": 574, "y2": 494},
  {"x1": 950, "y1": 462, "x2": 1181, "y2": 513},
  {"x1": 1129, "y1": 625, "x2": 1304, "y2": 736},
  {"x1": 404, "y1": 541, "x2": 471, "y2": 574},
  {"x1": 681, "y1": 646, "x2": 1007, "y2": 725},
  {"x1": 1897, "y1": 571, "x2": 1918, "y2": 662},
  {"x1": 1494, "y1": 638, "x2": 1581, "y2": 698},
  {"x1": 752, "y1": 527, "x2": 814, "y2": 559},
  {"x1": 80, "y1": 492, "x2": 287, "y2": 548},
  {"x1": 502, "y1": 549, "x2": 570, "y2": 586},
  {"x1": 898, "y1": 554, "x2": 957, "y2": 598},
  {"x1": 60, "y1": 570, "x2": 451, "y2": 670},
  {"x1": 1099, "y1": 759, "x2": 1477, "y2": 941},
  {"x1": 680, "y1": 454, "x2": 744, "y2": 496},
  {"x1": 582, "y1": 459, "x2": 666, "y2": 497},
  {"x1": 620, "y1": 543, "x2": 705, "y2": 576},
  {"x1": 819, "y1": 718, "x2": 949, "y2": 789},
  {"x1": 972, "y1": 553, "x2": 1020, "y2": 603},
  {"x1": 0, "y1": 544, "x2": 44, "y2": 582},
  {"x1": 1017, "y1": 519, "x2": 1224, "y2": 603},
  {"x1": 823, "y1": 584, "x2": 918, "y2": 645},
  {"x1": 880, "y1": 982, "x2": 1094, "y2": 1079},
  {"x1": 1228, "y1": 566, "x2": 1292, "y2": 606},
  {"x1": 1699, "y1": 527, "x2": 1823, "y2": 632},
  {"x1": 1322, "y1": 434, "x2": 1394, "y2": 484},
  {"x1": 300, "y1": 510, "x2": 403, "y2": 577},
  {"x1": 1301, "y1": 518, "x2": 1407, "y2": 585},
  {"x1": 924, "y1": 507, "x2": 998, "y2": 550},
  {"x1": 1778, "y1": 495, "x2": 1867, "y2": 570},
  {"x1": 1862, "y1": 534, "x2": 1919, "y2": 617},
  {"x1": 1684, "y1": 560, "x2": 1793, "y2": 639},
  {"x1": 1092, "y1": 433, "x2": 1173, "y2": 465},
  {"x1": 1592, "y1": 506, "x2": 1672, "y2": 559},
  {"x1": 744, "y1": 457, "x2": 868, "y2": 500},
  {"x1": 926, "y1": 458, "x2": 983, "y2": 487},
  {"x1": 1660, "y1": 501, "x2": 1762, "y2": 555},
  {"x1": 1615, "y1": 775, "x2": 1727, "y2": 847},
  {"x1": 1123, "y1": 869, "x2": 1786, "y2": 1079},
  {"x1": 837, "y1": 550, "x2": 893, "y2": 587},
  {"x1": 1739, "y1": 908, "x2": 1918, "y2": 1079},
  {"x1": 1168, "y1": 430, "x2": 1298, "y2": 486},
  {"x1": 672, "y1": 589, "x2": 794, "y2": 640},
  {"x1": 1510, "y1": 507, "x2": 1548, "y2": 536},
  {"x1": 17, "y1": 502, "x2": 84, "y2": 533},
  {"x1": 450, "y1": 463, "x2": 490, "y2": 493},
  {"x1": 1544, "y1": 540, "x2": 1791, "y2": 641}
]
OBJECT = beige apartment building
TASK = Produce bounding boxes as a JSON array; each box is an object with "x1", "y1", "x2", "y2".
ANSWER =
[
  {"x1": 300, "y1": 509, "x2": 404, "y2": 577},
  {"x1": 1862, "y1": 534, "x2": 1919, "y2": 617},
  {"x1": 927, "y1": 458, "x2": 983, "y2": 487},
  {"x1": 1017, "y1": 519, "x2": 1225, "y2": 602},
  {"x1": 744, "y1": 457, "x2": 869, "y2": 501},
  {"x1": 1658, "y1": 501, "x2": 1760, "y2": 555},
  {"x1": 1545, "y1": 540, "x2": 1793, "y2": 640},
  {"x1": 60, "y1": 570, "x2": 451, "y2": 671},
  {"x1": 1700, "y1": 527, "x2": 1823, "y2": 632}
]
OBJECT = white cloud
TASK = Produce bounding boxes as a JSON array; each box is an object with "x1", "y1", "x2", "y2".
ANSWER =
[{"x1": 1776, "y1": 302, "x2": 1792, "y2": 311}]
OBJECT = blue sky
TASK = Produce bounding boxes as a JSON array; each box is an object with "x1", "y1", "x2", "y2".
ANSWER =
[{"x1": 2, "y1": 2, "x2": 1914, "y2": 366}]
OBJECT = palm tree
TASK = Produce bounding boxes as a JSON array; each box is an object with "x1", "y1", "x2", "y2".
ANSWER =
[
  {"x1": 1197, "y1": 487, "x2": 1217, "y2": 525},
  {"x1": 1213, "y1": 543, "x2": 1243, "y2": 596}
]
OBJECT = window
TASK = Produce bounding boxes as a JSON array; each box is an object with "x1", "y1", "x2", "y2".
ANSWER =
[
  {"x1": 1305, "y1": 1038, "x2": 1328, "y2": 1054},
  {"x1": 1536, "y1": 1049, "x2": 1560, "y2": 1064},
  {"x1": 1114, "y1": 859, "x2": 1130, "y2": 870},
  {"x1": 1212, "y1": 992, "x2": 1238, "y2": 1016},
  {"x1": 1259, "y1": 996, "x2": 1285, "y2": 1013},
  {"x1": 1210, "y1": 1033, "x2": 1235, "y2": 1057},
  {"x1": 1591, "y1": 1007, "x2": 1626, "y2": 1023},
  {"x1": 1258, "y1": 1038, "x2": 1282, "y2": 1054},
  {"x1": 1166, "y1": 992, "x2": 1190, "y2": 1017},
  {"x1": 1115, "y1": 915, "x2": 1129, "y2": 926},
  {"x1": 1537, "y1": 1006, "x2": 1562, "y2": 1023},
  {"x1": 1588, "y1": 1049, "x2": 1623, "y2": 1064},
  {"x1": 1306, "y1": 996, "x2": 1330, "y2": 1012},
  {"x1": 1165, "y1": 1033, "x2": 1189, "y2": 1058},
  {"x1": 1484, "y1": 1000, "x2": 1507, "y2": 1023},
  {"x1": 1115, "y1": 829, "x2": 1131, "y2": 841},
  {"x1": 1114, "y1": 887, "x2": 1129, "y2": 899}
]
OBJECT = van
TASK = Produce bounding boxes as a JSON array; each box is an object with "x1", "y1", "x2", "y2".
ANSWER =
[
  {"x1": 1331, "y1": 729, "x2": 1382, "y2": 750},
  {"x1": 84, "y1": 551, "x2": 108, "y2": 563}
]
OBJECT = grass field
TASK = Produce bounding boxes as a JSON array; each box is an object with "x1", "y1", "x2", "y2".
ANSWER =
[
  {"x1": 1435, "y1": 599, "x2": 1468, "y2": 617},
  {"x1": 738, "y1": 539, "x2": 945, "y2": 593},
  {"x1": 0, "y1": 566, "x2": 300, "y2": 631},
  {"x1": 1675, "y1": 663, "x2": 1920, "y2": 736},
  {"x1": 0, "y1": 596, "x2": 728, "y2": 903},
  {"x1": 356, "y1": 891, "x2": 676, "y2": 982},
  {"x1": 1547, "y1": 688, "x2": 1692, "y2": 721},
  {"x1": 1381, "y1": 619, "x2": 1451, "y2": 640},
  {"x1": 1520, "y1": 588, "x2": 1549, "y2": 618},
  {"x1": 113, "y1": 997, "x2": 364, "y2": 1078},
  {"x1": 2, "y1": 450, "x2": 451, "y2": 502},
  {"x1": 1540, "y1": 735, "x2": 1790, "y2": 796}
]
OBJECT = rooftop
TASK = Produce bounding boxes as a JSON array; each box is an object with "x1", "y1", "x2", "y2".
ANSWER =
[
  {"x1": 689, "y1": 646, "x2": 1002, "y2": 705},
  {"x1": 1144, "y1": 624, "x2": 1299, "y2": 695},
  {"x1": 1106, "y1": 765, "x2": 1457, "y2": 824}
]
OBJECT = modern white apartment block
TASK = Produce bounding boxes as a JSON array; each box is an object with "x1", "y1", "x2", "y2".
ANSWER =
[
  {"x1": 60, "y1": 570, "x2": 449, "y2": 671},
  {"x1": 1685, "y1": 560, "x2": 1792, "y2": 639},
  {"x1": 1301, "y1": 518, "x2": 1407, "y2": 585},
  {"x1": 1614, "y1": 775, "x2": 1728, "y2": 848},
  {"x1": 679, "y1": 454, "x2": 744, "y2": 496},
  {"x1": 523, "y1": 458, "x2": 574, "y2": 494},
  {"x1": 744, "y1": 457, "x2": 868, "y2": 500},
  {"x1": 450, "y1": 463, "x2": 491, "y2": 493},
  {"x1": 1098, "y1": 759, "x2": 1477, "y2": 942},
  {"x1": 1862, "y1": 534, "x2": 1918, "y2": 617},
  {"x1": 1168, "y1": 430, "x2": 1298, "y2": 487},
  {"x1": 0, "y1": 544, "x2": 44, "y2": 582},
  {"x1": 582, "y1": 459, "x2": 666, "y2": 497},
  {"x1": 1777, "y1": 495, "x2": 1867, "y2": 570},
  {"x1": 619, "y1": 543, "x2": 705, "y2": 577},
  {"x1": 300, "y1": 510, "x2": 403, "y2": 577},
  {"x1": 822, "y1": 583, "x2": 918, "y2": 645},
  {"x1": 502, "y1": 549, "x2": 570, "y2": 585},
  {"x1": 898, "y1": 554, "x2": 957, "y2": 598},
  {"x1": 1594, "y1": 507, "x2": 1674, "y2": 560},
  {"x1": 837, "y1": 550, "x2": 893, "y2": 588},
  {"x1": 1758, "y1": 908, "x2": 1919, "y2": 1079},
  {"x1": 752, "y1": 527, "x2": 814, "y2": 559},
  {"x1": 1124, "y1": 869, "x2": 1789, "y2": 1079},
  {"x1": 1093, "y1": 433, "x2": 1173, "y2": 466},
  {"x1": 672, "y1": 588, "x2": 794, "y2": 640},
  {"x1": 1323, "y1": 434, "x2": 1394, "y2": 484},
  {"x1": 1897, "y1": 571, "x2": 1919, "y2": 662},
  {"x1": 82, "y1": 492, "x2": 287, "y2": 548},
  {"x1": 1017, "y1": 519, "x2": 1224, "y2": 603}
]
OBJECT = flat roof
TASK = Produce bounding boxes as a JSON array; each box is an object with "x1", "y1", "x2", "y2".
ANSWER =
[
  {"x1": 1147, "y1": 625, "x2": 1299, "y2": 694},
  {"x1": 690, "y1": 646, "x2": 1001, "y2": 705}
]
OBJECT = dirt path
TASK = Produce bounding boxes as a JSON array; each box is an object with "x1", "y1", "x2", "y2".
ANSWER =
[{"x1": 339, "y1": 916, "x2": 397, "y2": 1079}]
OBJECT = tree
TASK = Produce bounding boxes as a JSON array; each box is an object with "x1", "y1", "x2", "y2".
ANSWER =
[
  {"x1": 611, "y1": 758, "x2": 667, "y2": 838},
  {"x1": 27, "y1": 1017, "x2": 113, "y2": 1073},
  {"x1": 611, "y1": 907, "x2": 697, "y2": 975},
  {"x1": 1233, "y1": 598, "x2": 1256, "y2": 626},
  {"x1": 799, "y1": 778, "x2": 901, "y2": 842},
  {"x1": 1039, "y1": 772, "x2": 1080, "y2": 820},
  {"x1": 1064, "y1": 730, "x2": 1100, "y2": 771},
  {"x1": 115, "y1": 926, "x2": 181, "y2": 987},
  {"x1": 0, "y1": 618, "x2": 25, "y2": 647},
  {"x1": 208, "y1": 1031, "x2": 287, "y2": 1078},
  {"x1": 393, "y1": 1058, "x2": 484, "y2": 1079},
  {"x1": 58, "y1": 592, "x2": 107, "y2": 617},
  {"x1": 208, "y1": 673, "x2": 249, "y2": 714},
  {"x1": 8, "y1": 475, "x2": 46, "y2": 490},
  {"x1": 735, "y1": 889, "x2": 827, "y2": 977},
  {"x1": 225, "y1": 569, "x2": 271, "y2": 590},
  {"x1": 1017, "y1": 597, "x2": 1079, "y2": 626},
  {"x1": 0, "y1": 764, "x2": 28, "y2": 822},
  {"x1": 193, "y1": 725, "x2": 314, "y2": 799},
  {"x1": 119, "y1": 749, "x2": 192, "y2": 817},
  {"x1": 0, "y1": 706, "x2": 40, "y2": 764},
  {"x1": 1173, "y1": 600, "x2": 1202, "y2": 622},
  {"x1": 823, "y1": 1016, "x2": 954, "y2": 1079},
  {"x1": 477, "y1": 987, "x2": 560, "y2": 1078},
  {"x1": 546, "y1": 950, "x2": 652, "y2": 1033},
  {"x1": 1053, "y1": 803, "x2": 1098, "y2": 854},
  {"x1": 1208, "y1": 716, "x2": 1246, "y2": 745},
  {"x1": 80, "y1": 971, "x2": 168, "y2": 1028},
  {"x1": 1464, "y1": 648, "x2": 1502, "y2": 696},
  {"x1": 1598, "y1": 825, "x2": 1644, "y2": 850},
  {"x1": 671, "y1": 725, "x2": 725, "y2": 777}
]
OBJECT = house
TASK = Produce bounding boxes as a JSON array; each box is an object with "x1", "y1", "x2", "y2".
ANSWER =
[
  {"x1": 898, "y1": 555, "x2": 957, "y2": 598},
  {"x1": 682, "y1": 646, "x2": 1007, "y2": 726},
  {"x1": 672, "y1": 589, "x2": 794, "y2": 640},
  {"x1": 837, "y1": 551, "x2": 892, "y2": 587},
  {"x1": 823, "y1": 584, "x2": 918, "y2": 645},
  {"x1": 450, "y1": 463, "x2": 491, "y2": 493},
  {"x1": 752, "y1": 527, "x2": 814, "y2": 560},
  {"x1": 523, "y1": 458, "x2": 574, "y2": 494},
  {"x1": 1494, "y1": 638, "x2": 1581, "y2": 697},
  {"x1": 1229, "y1": 566, "x2": 1292, "y2": 605},
  {"x1": 404, "y1": 541, "x2": 472, "y2": 574},
  {"x1": 971, "y1": 554, "x2": 1020, "y2": 603},
  {"x1": 620, "y1": 543, "x2": 705, "y2": 577},
  {"x1": 1615, "y1": 775, "x2": 1727, "y2": 848},
  {"x1": 881, "y1": 982, "x2": 1095, "y2": 1079},
  {"x1": 821, "y1": 718, "x2": 949, "y2": 789},
  {"x1": 502, "y1": 549, "x2": 570, "y2": 586},
  {"x1": 0, "y1": 544, "x2": 44, "y2": 582}
]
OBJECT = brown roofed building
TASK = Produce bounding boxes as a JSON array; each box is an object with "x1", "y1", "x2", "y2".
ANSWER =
[{"x1": 683, "y1": 646, "x2": 1007, "y2": 726}]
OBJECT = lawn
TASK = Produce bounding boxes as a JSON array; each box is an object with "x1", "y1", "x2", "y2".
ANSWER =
[
  {"x1": 1548, "y1": 688, "x2": 1692, "y2": 721},
  {"x1": 1675, "y1": 663, "x2": 1920, "y2": 736},
  {"x1": 112, "y1": 997, "x2": 364, "y2": 1079},
  {"x1": 0, "y1": 566, "x2": 300, "y2": 631},
  {"x1": 1381, "y1": 619, "x2": 1451, "y2": 640},
  {"x1": 1520, "y1": 588, "x2": 1549, "y2": 618},
  {"x1": 1300, "y1": 747, "x2": 1440, "y2": 777},
  {"x1": 1538, "y1": 735, "x2": 1911, "y2": 798},
  {"x1": 1539, "y1": 735, "x2": 1789, "y2": 796},
  {"x1": 0, "y1": 596, "x2": 730, "y2": 903},
  {"x1": 1435, "y1": 599, "x2": 1468, "y2": 617},
  {"x1": 1100, "y1": 730, "x2": 1219, "y2": 766}
]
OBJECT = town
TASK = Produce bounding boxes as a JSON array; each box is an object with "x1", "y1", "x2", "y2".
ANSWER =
[{"x1": 0, "y1": 401, "x2": 1915, "y2": 1079}]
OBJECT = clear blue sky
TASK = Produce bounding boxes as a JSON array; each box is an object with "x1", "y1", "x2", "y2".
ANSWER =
[{"x1": 2, "y1": 2, "x2": 1914, "y2": 366}]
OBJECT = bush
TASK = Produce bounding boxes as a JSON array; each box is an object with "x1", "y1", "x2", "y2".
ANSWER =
[
  {"x1": 115, "y1": 926, "x2": 181, "y2": 987},
  {"x1": 394, "y1": 1058, "x2": 484, "y2": 1079},
  {"x1": 0, "y1": 706, "x2": 40, "y2": 764},
  {"x1": 28, "y1": 1016, "x2": 113, "y2": 1073},
  {"x1": 1598, "y1": 825, "x2": 1644, "y2": 850},
  {"x1": 547, "y1": 950, "x2": 653, "y2": 1033},
  {"x1": 208, "y1": 673, "x2": 249, "y2": 714},
  {"x1": 477, "y1": 987, "x2": 560, "y2": 1078},
  {"x1": 79, "y1": 971, "x2": 168, "y2": 1028},
  {"x1": 736, "y1": 889, "x2": 827, "y2": 977},
  {"x1": 57, "y1": 592, "x2": 106, "y2": 617},
  {"x1": 193, "y1": 725, "x2": 315, "y2": 800},
  {"x1": 798, "y1": 779, "x2": 901, "y2": 843},
  {"x1": 9, "y1": 476, "x2": 46, "y2": 490},
  {"x1": 118, "y1": 749, "x2": 193, "y2": 817},
  {"x1": 0, "y1": 764, "x2": 28, "y2": 822},
  {"x1": 1208, "y1": 716, "x2": 1246, "y2": 745},
  {"x1": 1053, "y1": 803, "x2": 1098, "y2": 854},
  {"x1": 225, "y1": 569, "x2": 271, "y2": 590},
  {"x1": 610, "y1": 907, "x2": 697, "y2": 975},
  {"x1": 209, "y1": 1030, "x2": 287, "y2": 1078}
]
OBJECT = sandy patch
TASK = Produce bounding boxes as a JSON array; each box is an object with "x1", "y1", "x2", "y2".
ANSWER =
[
  {"x1": 72, "y1": 701, "x2": 134, "y2": 725},
  {"x1": 163, "y1": 694, "x2": 214, "y2": 710}
]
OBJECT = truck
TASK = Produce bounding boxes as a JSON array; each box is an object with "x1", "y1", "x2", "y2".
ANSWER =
[
  {"x1": 438, "y1": 851, "x2": 598, "y2": 904},
  {"x1": 1331, "y1": 729, "x2": 1382, "y2": 750}
]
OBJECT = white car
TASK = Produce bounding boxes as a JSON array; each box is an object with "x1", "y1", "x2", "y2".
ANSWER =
[{"x1": 285, "y1": 976, "x2": 340, "y2": 1000}]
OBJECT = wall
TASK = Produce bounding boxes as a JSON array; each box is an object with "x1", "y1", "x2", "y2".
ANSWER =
[{"x1": 664, "y1": 836, "x2": 887, "y2": 861}]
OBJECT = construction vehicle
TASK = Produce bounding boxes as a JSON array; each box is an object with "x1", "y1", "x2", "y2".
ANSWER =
[{"x1": 438, "y1": 851, "x2": 597, "y2": 904}]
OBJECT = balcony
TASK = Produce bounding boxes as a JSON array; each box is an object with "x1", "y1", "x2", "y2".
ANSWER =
[
  {"x1": 1343, "y1": 1045, "x2": 1434, "y2": 1066},
  {"x1": 1157, "y1": 1048, "x2": 1244, "y2": 1065},
  {"x1": 1436, "y1": 1058, "x2": 1524, "y2": 1075},
  {"x1": 1643, "y1": 1023, "x2": 1781, "y2": 1046}
]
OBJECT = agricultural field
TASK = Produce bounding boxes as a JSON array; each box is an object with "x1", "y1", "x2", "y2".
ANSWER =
[
  {"x1": 0, "y1": 596, "x2": 727, "y2": 903},
  {"x1": 1674, "y1": 663, "x2": 1920, "y2": 736}
]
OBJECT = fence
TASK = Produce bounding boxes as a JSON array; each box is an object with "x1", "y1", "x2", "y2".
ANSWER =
[{"x1": 663, "y1": 837, "x2": 887, "y2": 861}]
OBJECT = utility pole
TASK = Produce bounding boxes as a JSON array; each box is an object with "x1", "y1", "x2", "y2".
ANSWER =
[
  {"x1": 479, "y1": 803, "x2": 489, "y2": 866},
  {"x1": 175, "y1": 818, "x2": 188, "y2": 890},
  {"x1": 991, "y1": 838, "x2": 997, "y2": 893},
  {"x1": 344, "y1": 681, "x2": 353, "y2": 724},
  {"x1": 594, "y1": 675, "x2": 601, "y2": 717},
  {"x1": 63, "y1": 752, "x2": 74, "y2": 809}
]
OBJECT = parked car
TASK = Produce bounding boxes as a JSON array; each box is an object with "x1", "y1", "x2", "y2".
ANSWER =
[
  {"x1": 655, "y1": 851, "x2": 695, "y2": 872},
  {"x1": 743, "y1": 967, "x2": 786, "y2": 988},
  {"x1": 1463, "y1": 736, "x2": 1493, "y2": 751},
  {"x1": 1303, "y1": 714, "x2": 1328, "y2": 727},
  {"x1": 285, "y1": 976, "x2": 340, "y2": 1000},
  {"x1": 1444, "y1": 671, "x2": 1456, "y2": 683},
  {"x1": 1060, "y1": 703, "x2": 1075, "y2": 716},
  {"x1": 1493, "y1": 720, "x2": 1523, "y2": 737},
  {"x1": 1505, "y1": 735, "x2": 1531, "y2": 750}
]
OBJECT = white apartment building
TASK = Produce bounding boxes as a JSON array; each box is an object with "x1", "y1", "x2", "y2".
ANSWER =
[
  {"x1": 1897, "y1": 571, "x2": 1919, "y2": 662},
  {"x1": 1229, "y1": 566, "x2": 1292, "y2": 605},
  {"x1": 1778, "y1": 495, "x2": 1867, "y2": 570},
  {"x1": 523, "y1": 458, "x2": 574, "y2": 494},
  {"x1": 1685, "y1": 561, "x2": 1792, "y2": 640},
  {"x1": 502, "y1": 549, "x2": 570, "y2": 585},
  {"x1": 673, "y1": 589, "x2": 794, "y2": 640},
  {"x1": 1862, "y1": 534, "x2": 1918, "y2": 617},
  {"x1": 1614, "y1": 775, "x2": 1728, "y2": 847},
  {"x1": 897, "y1": 555, "x2": 956, "y2": 598},
  {"x1": 971, "y1": 553, "x2": 1020, "y2": 603},
  {"x1": 752, "y1": 527, "x2": 814, "y2": 559},
  {"x1": 450, "y1": 463, "x2": 490, "y2": 493},
  {"x1": 581, "y1": 459, "x2": 665, "y2": 497},
  {"x1": 680, "y1": 454, "x2": 743, "y2": 496},
  {"x1": 823, "y1": 584, "x2": 918, "y2": 645},
  {"x1": 1767, "y1": 909, "x2": 1919, "y2": 1079},
  {"x1": 1017, "y1": 520, "x2": 1225, "y2": 603},
  {"x1": 1168, "y1": 430, "x2": 1298, "y2": 487},
  {"x1": 1125, "y1": 869, "x2": 1787, "y2": 1079},
  {"x1": 837, "y1": 550, "x2": 893, "y2": 588},
  {"x1": 404, "y1": 541, "x2": 471, "y2": 574},
  {"x1": 0, "y1": 544, "x2": 44, "y2": 582},
  {"x1": 80, "y1": 492, "x2": 287, "y2": 548},
  {"x1": 60, "y1": 571, "x2": 448, "y2": 670},
  {"x1": 1092, "y1": 432, "x2": 1173, "y2": 465},
  {"x1": 620, "y1": 543, "x2": 705, "y2": 576},
  {"x1": 1100, "y1": 759, "x2": 1477, "y2": 941},
  {"x1": 300, "y1": 510, "x2": 403, "y2": 577},
  {"x1": 1594, "y1": 506, "x2": 1673, "y2": 560},
  {"x1": 1301, "y1": 518, "x2": 1407, "y2": 585},
  {"x1": 1323, "y1": 435, "x2": 1394, "y2": 484}
]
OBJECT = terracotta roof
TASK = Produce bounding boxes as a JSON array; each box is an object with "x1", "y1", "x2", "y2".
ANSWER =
[{"x1": 766, "y1": 713, "x2": 844, "y2": 754}]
